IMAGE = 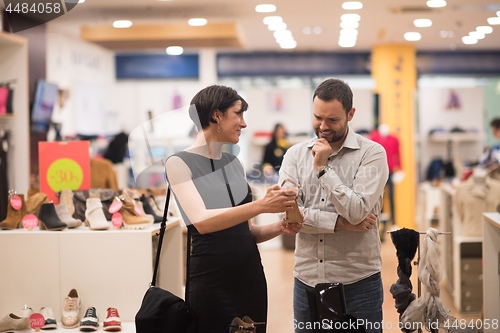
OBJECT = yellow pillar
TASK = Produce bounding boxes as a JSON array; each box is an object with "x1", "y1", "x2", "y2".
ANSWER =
[{"x1": 371, "y1": 44, "x2": 417, "y2": 229}]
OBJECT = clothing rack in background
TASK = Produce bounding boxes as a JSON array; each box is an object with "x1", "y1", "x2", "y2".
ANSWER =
[{"x1": 387, "y1": 230, "x2": 452, "y2": 333}]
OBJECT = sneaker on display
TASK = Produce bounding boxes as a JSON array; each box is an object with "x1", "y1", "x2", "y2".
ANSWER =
[
  {"x1": 40, "y1": 307, "x2": 57, "y2": 330},
  {"x1": 103, "y1": 307, "x2": 121, "y2": 332},
  {"x1": 0, "y1": 313, "x2": 30, "y2": 331},
  {"x1": 80, "y1": 307, "x2": 99, "y2": 332},
  {"x1": 19, "y1": 305, "x2": 33, "y2": 318}
]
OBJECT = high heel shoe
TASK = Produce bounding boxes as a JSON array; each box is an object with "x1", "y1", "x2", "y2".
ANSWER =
[
  {"x1": 55, "y1": 203, "x2": 82, "y2": 228},
  {"x1": 38, "y1": 203, "x2": 68, "y2": 231},
  {"x1": 140, "y1": 194, "x2": 162, "y2": 223},
  {"x1": 280, "y1": 179, "x2": 304, "y2": 223},
  {"x1": 85, "y1": 198, "x2": 110, "y2": 230},
  {"x1": 0, "y1": 192, "x2": 27, "y2": 229}
]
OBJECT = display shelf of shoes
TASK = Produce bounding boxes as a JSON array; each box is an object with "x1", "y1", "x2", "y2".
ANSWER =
[
  {"x1": 0, "y1": 219, "x2": 182, "y2": 323},
  {"x1": 482, "y1": 213, "x2": 500, "y2": 332},
  {"x1": 0, "y1": 32, "x2": 30, "y2": 195}
]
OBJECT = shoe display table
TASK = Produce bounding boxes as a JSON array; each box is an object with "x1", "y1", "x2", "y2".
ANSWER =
[
  {"x1": 0, "y1": 219, "x2": 182, "y2": 322},
  {"x1": 483, "y1": 212, "x2": 500, "y2": 332}
]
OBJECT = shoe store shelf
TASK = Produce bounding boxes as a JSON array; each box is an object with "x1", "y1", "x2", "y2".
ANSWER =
[{"x1": 0, "y1": 219, "x2": 183, "y2": 323}]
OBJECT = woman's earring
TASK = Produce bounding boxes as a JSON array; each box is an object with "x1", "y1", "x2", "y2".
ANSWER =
[{"x1": 217, "y1": 123, "x2": 222, "y2": 133}]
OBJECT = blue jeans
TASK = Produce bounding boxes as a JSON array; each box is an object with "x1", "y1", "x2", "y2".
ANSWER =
[{"x1": 293, "y1": 273, "x2": 383, "y2": 333}]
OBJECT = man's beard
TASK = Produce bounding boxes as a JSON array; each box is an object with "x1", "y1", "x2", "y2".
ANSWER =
[{"x1": 315, "y1": 124, "x2": 348, "y2": 143}]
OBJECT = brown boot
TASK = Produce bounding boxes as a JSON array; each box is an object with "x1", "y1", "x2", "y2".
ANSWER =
[
  {"x1": 119, "y1": 199, "x2": 151, "y2": 230},
  {"x1": 26, "y1": 192, "x2": 49, "y2": 216},
  {"x1": 0, "y1": 194, "x2": 27, "y2": 229}
]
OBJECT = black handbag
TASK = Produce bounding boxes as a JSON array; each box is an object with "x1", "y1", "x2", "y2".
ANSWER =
[
  {"x1": 135, "y1": 188, "x2": 196, "y2": 333},
  {"x1": 306, "y1": 283, "x2": 366, "y2": 333}
]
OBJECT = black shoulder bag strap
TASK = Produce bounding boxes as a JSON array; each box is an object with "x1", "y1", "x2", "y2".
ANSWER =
[{"x1": 151, "y1": 187, "x2": 192, "y2": 302}]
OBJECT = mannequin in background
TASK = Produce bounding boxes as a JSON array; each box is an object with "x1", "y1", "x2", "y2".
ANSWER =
[
  {"x1": 369, "y1": 124, "x2": 401, "y2": 225},
  {"x1": 262, "y1": 123, "x2": 289, "y2": 177}
]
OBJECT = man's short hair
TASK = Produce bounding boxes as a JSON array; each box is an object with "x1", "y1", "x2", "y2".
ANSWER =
[{"x1": 313, "y1": 79, "x2": 353, "y2": 114}]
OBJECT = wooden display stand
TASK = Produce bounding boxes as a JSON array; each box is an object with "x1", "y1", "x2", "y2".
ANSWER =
[{"x1": 0, "y1": 220, "x2": 182, "y2": 322}]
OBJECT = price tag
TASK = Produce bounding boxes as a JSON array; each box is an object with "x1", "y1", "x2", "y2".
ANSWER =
[
  {"x1": 112, "y1": 213, "x2": 123, "y2": 229},
  {"x1": 10, "y1": 195, "x2": 22, "y2": 210},
  {"x1": 109, "y1": 200, "x2": 123, "y2": 214},
  {"x1": 47, "y1": 158, "x2": 84, "y2": 193},
  {"x1": 22, "y1": 214, "x2": 38, "y2": 231},
  {"x1": 134, "y1": 206, "x2": 143, "y2": 216},
  {"x1": 30, "y1": 313, "x2": 45, "y2": 332}
]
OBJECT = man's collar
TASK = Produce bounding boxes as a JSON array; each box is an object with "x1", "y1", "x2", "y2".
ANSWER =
[{"x1": 307, "y1": 126, "x2": 360, "y2": 150}]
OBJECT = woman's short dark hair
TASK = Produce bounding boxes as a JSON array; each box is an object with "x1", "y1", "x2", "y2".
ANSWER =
[
  {"x1": 491, "y1": 118, "x2": 500, "y2": 130},
  {"x1": 312, "y1": 79, "x2": 353, "y2": 115},
  {"x1": 189, "y1": 85, "x2": 248, "y2": 130}
]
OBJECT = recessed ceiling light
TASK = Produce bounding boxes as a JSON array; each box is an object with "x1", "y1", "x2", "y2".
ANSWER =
[
  {"x1": 268, "y1": 22, "x2": 287, "y2": 31},
  {"x1": 497, "y1": 10, "x2": 500, "y2": 16},
  {"x1": 188, "y1": 18, "x2": 207, "y2": 26},
  {"x1": 339, "y1": 39, "x2": 356, "y2": 47},
  {"x1": 312, "y1": 26, "x2": 322, "y2": 34},
  {"x1": 166, "y1": 46, "x2": 184, "y2": 55},
  {"x1": 341, "y1": 1, "x2": 363, "y2": 10},
  {"x1": 255, "y1": 4, "x2": 276, "y2": 13},
  {"x1": 340, "y1": 28, "x2": 359, "y2": 37},
  {"x1": 340, "y1": 21, "x2": 359, "y2": 29},
  {"x1": 469, "y1": 31, "x2": 485, "y2": 39},
  {"x1": 279, "y1": 40, "x2": 297, "y2": 49},
  {"x1": 276, "y1": 35, "x2": 294, "y2": 43},
  {"x1": 340, "y1": 14, "x2": 361, "y2": 22},
  {"x1": 302, "y1": 27, "x2": 311, "y2": 34},
  {"x1": 78, "y1": 0, "x2": 85, "y2": 3},
  {"x1": 476, "y1": 26, "x2": 493, "y2": 34},
  {"x1": 404, "y1": 32, "x2": 422, "y2": 41},
  {"x1": 487, "y1": 17, "x2": 500, "y2": 25},
  {"x1": 462, "y1": 36, "x2": 477, "y2": 44},
  {"x1": 263, "y1": 16, "x2": 283, "y2": 25},
  {"x1": 426, "y1": 0, "x2": 446, "y2": 8},
  {"x1": 113, "y1": 20, "x2": 132, "y2": 28},
  {"x1": 414, "y1": 19, "x2": 432, "y2": 27},
  {"x1": 274, "y1": 30, "x2": 292, "y2": 39},
  {"x1": 439, "y1": 30, "x2": 448, "y2": 38}
]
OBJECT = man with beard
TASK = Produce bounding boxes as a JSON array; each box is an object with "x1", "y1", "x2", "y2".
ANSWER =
[{"x1": 279, "y1": 79, "x2": 389, "y2": 333}]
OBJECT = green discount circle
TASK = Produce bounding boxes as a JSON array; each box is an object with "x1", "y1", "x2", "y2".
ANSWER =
[{"x1": 46, "y1": 158, "x2": 83, "y2": 192}]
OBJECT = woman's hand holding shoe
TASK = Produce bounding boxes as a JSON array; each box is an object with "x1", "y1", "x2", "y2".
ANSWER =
[
  {"x1": 280, "y1": 215, "x2": 304, "y2": 235},
  {"x1": 259, "y1": 184, "x2": 296, "y2": 214}
]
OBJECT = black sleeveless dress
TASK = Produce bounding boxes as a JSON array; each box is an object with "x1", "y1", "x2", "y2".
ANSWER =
[{"x1": 170, "y1": 151, "x2": 267, "y2": 333}]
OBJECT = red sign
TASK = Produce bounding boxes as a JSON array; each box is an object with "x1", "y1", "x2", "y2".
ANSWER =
[
  {"x1": 10, "y1": 195, "x2": 22, "y2": 210},
  {"x1": 22, "y1": 214, "x2": 38, "y2": 230},
  {"x1": 29, "y1": 313, "x2": 44, "y2": 329},
  {"x1": 112, "y1": 213, "x2": 123, "y2": 229},
  {"x1": 39, "y1": 141, "x2": 90, "y2": 204}
]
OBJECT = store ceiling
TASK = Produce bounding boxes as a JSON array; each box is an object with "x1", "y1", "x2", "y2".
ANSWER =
[{"x1": 5, "y1": 0, "x2": 500, "y2": 52}]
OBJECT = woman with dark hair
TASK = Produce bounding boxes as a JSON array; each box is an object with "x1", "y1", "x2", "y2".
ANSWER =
[
  {"x1": 103, "y1": 132, "x2": 129, "y2": 164},
  {"x1": 165, "y1": 85, "x2": 303, "y2": 333},
  {"x1": 262, "y1": 123, "x2": 289, "y2": 176}
]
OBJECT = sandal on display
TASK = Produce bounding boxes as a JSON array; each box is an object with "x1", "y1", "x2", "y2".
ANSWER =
[
  {"x1": 85, "y1": 198, "x2": 110, "y2": 230},
  {"x1": 38, "y1": 203, "x2": 68, "y2": 231},
  {"x1": 0, "y1": 192, "x2": 27, "y2": 229},
  {"x1": 280, "y1": 179, "x2": 304, "y2": 223}
]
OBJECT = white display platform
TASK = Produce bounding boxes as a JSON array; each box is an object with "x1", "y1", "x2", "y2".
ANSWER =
[
  {"x1": 0, "y1": 220, "x2": 182, "y2": 323},
  {"x1": 0, "y1": 322, "x2": 136, "y2": 332},
  {"x1": 483, "y1": 212, "x2": 500, "y2": 332}
]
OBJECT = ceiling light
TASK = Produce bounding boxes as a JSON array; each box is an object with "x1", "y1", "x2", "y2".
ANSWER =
[
  {"x1": 414, "y1": 19, "x2": 432, "y2": 27},
  {"x1": 78, "y1": 0, "x2": 85, "y2": 3},
  {"x1": 341, "y1": 13, "x2": 361, "y2": 22},
  {"x1": 462, "y1": 36, "x2": 477, "y2": 44},
  {"x1": 302, "y1": 27, "x2": 311, "y2": 34},
  {"x1": 279, "y1": 40, "x2": 297, "y2": 49},
  {"x1": 404, "y1": 32, "x2": 422, "y2": 41},
  {"x1": 113, "y1": 20, "x2": 132, "y2": 28},
  {"x1": 469, "y1": 31, "x2": 485, "y2": 39},
  {"x1": 487, "y1": 17, "x2": 500, "y2": 25},
  {"x1": 255, "y1": 4, "x2": 276, "y2": 13},
  {"x1": 340, "y1": 21, "x2": 359, "y2": 29},
  {"x1": 426, "y1": 0, "x2": 446, "y2": 8},
  {"x1": 188, "y1": 18, "x2": 207, "y2": 26},
  {"x1": 166, "y1": 46, "x2": 183, "y2": 55},
  {"x1": 274, "y1": 30, "x2": 292, "y2": 39},
  {"x1": 439, "y1": 30, "x2": 448, "y2": 38},
  {"x1": 497, "y1": 10, "x2": 500, "y2": 16},
  {"x1": 340, "y1": 28, "x2": 359, "y2": 37},
  {"x1": 268, "y1": 22, "x2": 287, "y2": 31},
  {"x1": 339, "y1": 39, "x2": 356, "y2": 47},
  {"x1": 275, "y1": 35, "x2": 294, "y2": 43},
  {"x1": 477, "y1": 26, "x2": 493, "y2": 34},
  {"x1": 312, "y1": 26, "x2": 322, "y2": 34},
  {"x1": 342, "y1": 1, "x2": 363, "y2": 10},
  {"x1": 263, "y1": 16, "x2": 283, "y2": 25}
]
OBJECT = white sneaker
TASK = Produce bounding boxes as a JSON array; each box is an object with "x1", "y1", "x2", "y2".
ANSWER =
[
  {"x1": 40, "y1": 307, "x2": 57, "y2": 330},
  {"x1": 20, "y1": 305, "x2": 33, "y2": 318},
  {"x1": 62, "y1": 288, "x2": 81, "y2": 328}
]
